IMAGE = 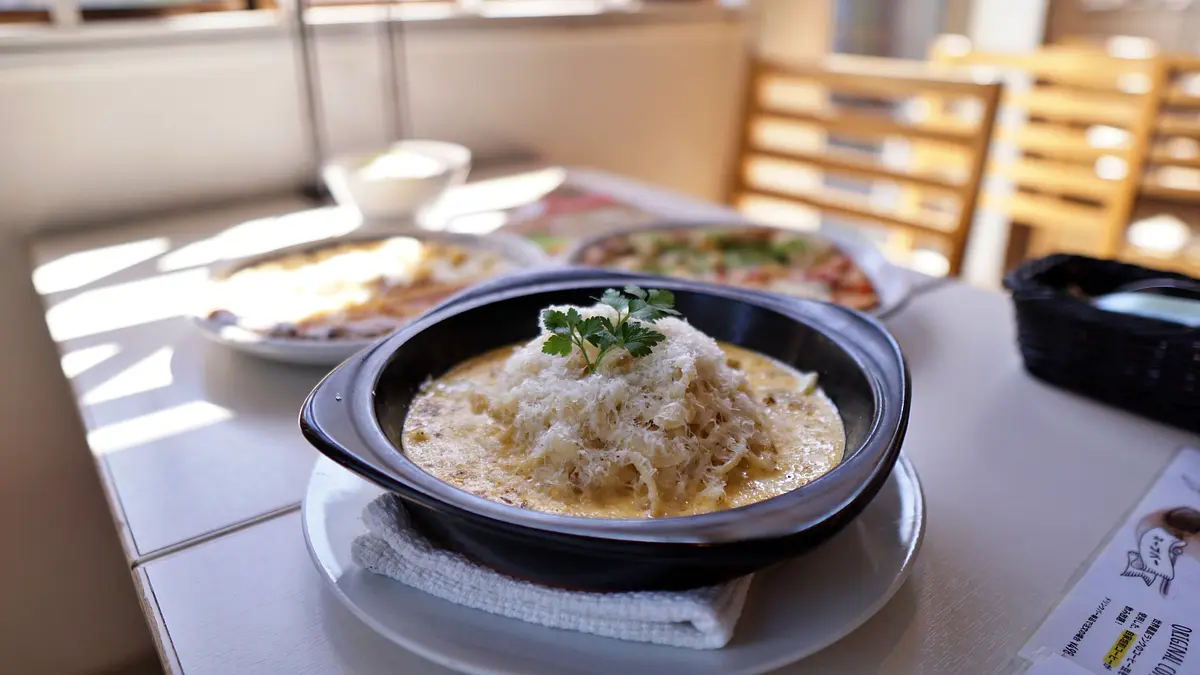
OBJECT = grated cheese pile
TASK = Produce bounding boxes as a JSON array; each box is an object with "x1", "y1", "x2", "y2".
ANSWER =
[{"x1": 476, "y1": 304, "x2": 777, "y2": 516}]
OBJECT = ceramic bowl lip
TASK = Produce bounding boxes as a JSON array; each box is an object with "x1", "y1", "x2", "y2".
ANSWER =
[
  {"x1": 312, "y1": 276, "x2": 909, "y2": 544},
  {"x1": 385, "y1": 139, "x2": 472, "y2": 171},
  {"x1": 326, "y1": 139, "x2": 472, "y2": 175},
  {"x1": 191, "y1": 230, "x2": 547, "y2": 353},
  {"x1": 560, "y1": 219, "x2": 912, "y2": 318}
]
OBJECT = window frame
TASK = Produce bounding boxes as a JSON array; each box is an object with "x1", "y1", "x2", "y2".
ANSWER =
[{"x1": 0, "y1": 0, "x2": 737, "y2": 39}]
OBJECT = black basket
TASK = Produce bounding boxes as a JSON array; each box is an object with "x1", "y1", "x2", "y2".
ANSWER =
[{"x1": 1003, "y1": 254, "x2": 1200, "y2": 433}]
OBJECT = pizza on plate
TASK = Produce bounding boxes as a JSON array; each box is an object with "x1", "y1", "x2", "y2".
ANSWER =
[{"x1": 573, "y1": 227, "x2": 879, "y2": 311}]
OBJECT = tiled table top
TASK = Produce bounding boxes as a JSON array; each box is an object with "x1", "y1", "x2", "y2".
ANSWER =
[
  {"x1": 37, "y1": 168, "x2": 1135, "y2": 675},
  {"x1": 135, "y1": 279, "x2": 1198, "y2": 674}
]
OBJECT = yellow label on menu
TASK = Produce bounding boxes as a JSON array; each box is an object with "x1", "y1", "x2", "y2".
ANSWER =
[{"x1": 1104, "y1": 630, "x2": 1137, "y2": 668}]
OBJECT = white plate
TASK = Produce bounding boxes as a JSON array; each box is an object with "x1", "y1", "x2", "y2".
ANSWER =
[
  {"x1": 192, "y1": 232, "x2": 548, "y2": 367},
  {"x1": 561, "y1": 221, "x2": 913, "y2": 319},
  {"x1": 302, "y1": 454, "x2": 925, "y2": 675},
  {"x1": 821, "y1": 228, "x2": 913, "y2": 318}
]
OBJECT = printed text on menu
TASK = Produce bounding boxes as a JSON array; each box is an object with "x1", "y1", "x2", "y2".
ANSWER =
[{"x1": 1019, "y1": 447, "x2": 1200, "y2": 675}]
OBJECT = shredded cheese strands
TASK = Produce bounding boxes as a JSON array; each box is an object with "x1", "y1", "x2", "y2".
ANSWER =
[{"x1": 478, "y1": 304, "x2": 778, "y2": 516}]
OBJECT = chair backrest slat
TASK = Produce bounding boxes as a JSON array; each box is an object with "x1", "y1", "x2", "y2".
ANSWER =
[
  {"x1": 729, "y1": 55, "x2": 1002, "y2": 277},
  {"x1": 928, "y1": 36, "x2": 1163, "y2": 263}
]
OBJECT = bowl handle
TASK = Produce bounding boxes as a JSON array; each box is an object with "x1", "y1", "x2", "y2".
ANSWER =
[{"x1": 299, "y1": 354, "x2": 395, "y2": 487}]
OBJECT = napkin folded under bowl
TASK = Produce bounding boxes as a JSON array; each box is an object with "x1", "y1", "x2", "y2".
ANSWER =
[{"x1": 351, "y1": 493, "x2": 753, "y2": 649}]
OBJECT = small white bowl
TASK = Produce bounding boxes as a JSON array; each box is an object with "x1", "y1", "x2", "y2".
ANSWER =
[{"x1": 323, "y1": 140, "x2": 472, "y2": 222}]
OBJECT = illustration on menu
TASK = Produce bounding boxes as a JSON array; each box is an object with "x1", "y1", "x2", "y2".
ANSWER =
[{"x1": 1019, "y1": 447, "x2": 1199, "y2": 675}]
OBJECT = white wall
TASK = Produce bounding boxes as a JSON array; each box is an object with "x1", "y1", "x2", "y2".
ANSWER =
[
  {"x1": 0, "y1": 15, "x2": 747, "y2": 675},
  {"x1": 967, "y1": 0, "x2": 1047, "y2": 50},
  {"x1": 752, "y1": 0, "x2": 831, "y2": 62},
  {"x1": 0, "y1": 17, "x2": 748, "y2": 234}
]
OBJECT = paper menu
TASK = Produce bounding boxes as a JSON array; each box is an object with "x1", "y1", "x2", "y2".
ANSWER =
[
  {"x1": 1018, "y1": 447, "x2": 1200, "y2": 675},
  {"x1": 1024, "y1": 654, "x2": 1099, "y2": 675}
]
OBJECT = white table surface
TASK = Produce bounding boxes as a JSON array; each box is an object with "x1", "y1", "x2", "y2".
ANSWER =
[
  {"x1": 33, "y1": 196, "x2": 364, "y2": 560},
  {"x1": 32, "y1": 166, "x2": 878, "y2": 562},
  {"x1": 135, "y1": 278, "x2": 1199, "y2": 675},
  {"x1": 37, "y1": 169, "x2": 1195, "y2": 674}
]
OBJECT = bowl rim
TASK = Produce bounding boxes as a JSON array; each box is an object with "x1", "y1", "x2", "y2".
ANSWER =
[
  {"x1": 192, "y1": 230, "x2": 548, "y2": 353},
  {"x1": 302, "y1": 274, "x2": 909, "y2": 544},
  {"x1": 386, "y1": 139, "x2": 472, "y2": 168},
  {"x1": 326, "y1": 139, "x2": 473, "y2": 174},
  {"x1": 559, "y1": 219, "x2": 912, "y2": 318}
]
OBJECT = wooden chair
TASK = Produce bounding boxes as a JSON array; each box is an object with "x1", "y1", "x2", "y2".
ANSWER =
[
  {"x1": 928, "y1": 37, "x2": 1165, "y2": 266},
  {"x1": 1123, "y1": 52, "x2": 1200, "y2": 275},
  {"x1": 727, "y1": 55, "x2": 1002, "y2": 276}
]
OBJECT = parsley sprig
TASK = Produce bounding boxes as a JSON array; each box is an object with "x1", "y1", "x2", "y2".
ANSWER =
[{"x1": 541, "y1": 285, "x2": 680, "y2": 375}]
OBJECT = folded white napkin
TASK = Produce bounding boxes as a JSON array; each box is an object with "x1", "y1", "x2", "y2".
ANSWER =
[{"x1": 351, "y1": 493, "x2": 753, "y2": 649}]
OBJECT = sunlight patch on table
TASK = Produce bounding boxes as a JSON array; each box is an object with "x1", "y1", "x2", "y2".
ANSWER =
[
  {"x1": 60, "y1": 343, "x2": 121, "y2": 379},
  {"x1": 82, "y1": 347, "x2": 175, "y2": 406},
  {"x1": 46, "y1": 268, "x2": 208, "y2": 342},
  {"x1": 34, "y1": 237, "x2": 170, "y2": 294},
  {"x1": 157, "y1": 207, "x2": 360, "y2": 272},
  {"x1": 433, "y1": 168, "x2": 566, "y2": 221},
  {"x1": 87, "y1": 400, "x2": 233, "y2": 455},
  {"x1": 445, "y1": 210, "x2": 510, "y2": 234}
]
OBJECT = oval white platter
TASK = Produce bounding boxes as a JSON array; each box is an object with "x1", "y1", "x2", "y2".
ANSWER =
[
  {"x1": 191, "y1": 231, "x2": 548, "y2": 367},
  {"x1": 302, "y1": 454, "x2": 926, "y2": 675}
]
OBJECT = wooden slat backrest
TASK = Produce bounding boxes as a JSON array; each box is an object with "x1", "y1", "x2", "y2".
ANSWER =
[
  {"x1": 933, "y1": 39, "x2": 1158, "y2": 92},
  {"x1": 728, "y1": 55, "x2": 1001, "y2": 277},
  {"x1": 1144, "y1": 55, "x2": 1200, "y2": 205},
  {"x1": 1019, "y1": 41, "x2": 1200, "y2": 275},
  {"x1": 927, "y1": 36, "x2": 1163, "y2": 261},
  {"x1": 1114, "y1": 53, "x2": 1200, "y2": 276}
]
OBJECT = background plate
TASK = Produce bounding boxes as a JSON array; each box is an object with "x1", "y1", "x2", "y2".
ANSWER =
[
  {"x1": 562, "y1": 221, "x2": 913, "y2": 319},
  {"x1": 191, "y1": 231, "x2": 547, "y2": 366},
  {"x1": 302, "y1": 454, "x2": 925, "y2": 675}
]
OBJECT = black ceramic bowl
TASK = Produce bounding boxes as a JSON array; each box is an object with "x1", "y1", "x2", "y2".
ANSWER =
[{"x1": 300, "y1": 269, "x2": 910, "y2": 591}]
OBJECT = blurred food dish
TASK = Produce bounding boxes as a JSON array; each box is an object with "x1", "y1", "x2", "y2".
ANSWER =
[
  {"x1": 299, "y1": 270, "x2": 910, "y2": 590},
  {"x1": 567, "y1": 224, "x2": 905, "y2": 314},
  {"x1": 195, "y1": 232, "x2": 545, "y2": 366}
]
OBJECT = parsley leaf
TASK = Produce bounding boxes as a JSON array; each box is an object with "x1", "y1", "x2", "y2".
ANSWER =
[
  {"x1": 597, "y1": 288, "x2": 628, "y2": 314},
  {"x1": 617, "y1": 322, "x2": 665, "y2": 357},
  {"x1": 541, "y1": 333, "x2": 574, "y2": 356},
  {"x1": 576, "y1": 316, "x2": 607, "y2": 343},
  {"x1": 647, "y1": 289, "x2": 678, "y2": 312},
  {"x1": 630, "y1": 288, "x2": 681, "y2": 322},
  {"x1": 592, "y1": 329, "x2": 619, "y2": 352},
  {"x1": 541, "y1": 286, "x2": 677, "y2": 374},
  {"x1": 542, "y1": 309, "x2": 572, "y2": 335}
]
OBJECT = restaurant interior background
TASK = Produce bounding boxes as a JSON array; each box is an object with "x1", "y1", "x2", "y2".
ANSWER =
[{"x1": 3, "y1": 0, "x2": 1198, "y2": 673}]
